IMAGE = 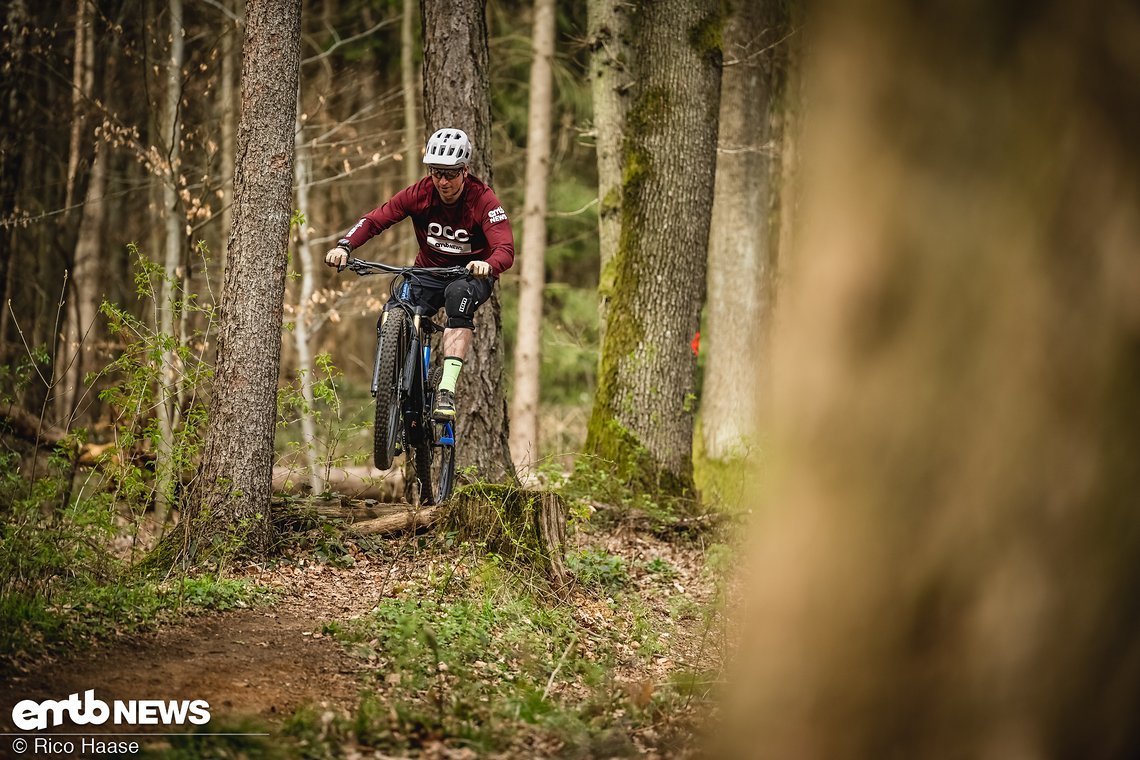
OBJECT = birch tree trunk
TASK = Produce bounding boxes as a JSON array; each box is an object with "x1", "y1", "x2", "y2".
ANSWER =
[
  {"x1": 584, "y1": 0, "x2": 722, "y2": 500},
  {"x1": 701, "y1": 0, "x2": 789, "y2": 462},
  {"x1": 587, "y1": 0, "x2": 630, "y2": 331},
  {"x1": 421, "y1": 0, "x2": 516, "y2": 483},
  {"x1": 509, "y1": 0, "x2": 556, "y2": 474},
  {"x1": 171, "y1": 0, "x2": 302, "y2": 562},
  {"x1": 293, "y1": 108, "x2": 323, "y2": 494},
  {"x1": 154, "y1": 0, "x2": 185, "y2": 530}
]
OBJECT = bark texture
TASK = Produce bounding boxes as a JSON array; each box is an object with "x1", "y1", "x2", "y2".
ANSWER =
[
  {"x1": 722, "y1": 1, "x2": 1140, "y2": 757},
  {"x1": 701, "y1": 0, "x2": 789, "y2": 461},
  {"x1": 587, "y1": 0, "x2": 631, "y2": 331},
  {"x1": 509, "y1": 0, "x2": 556, "y2": 474},
  {"x1": 420, "y1": 0, "x2": 516, "y2": 483},
  {"x1": 585, "y1": 0, "x2": 722, "y2": 498},
  {"x1": 178, "y1": 0, "x2": 302, "y2": 560}
]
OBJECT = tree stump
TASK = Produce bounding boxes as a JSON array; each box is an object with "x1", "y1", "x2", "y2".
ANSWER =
[{"x1": 443, "y1": 485, "x2": 569, "y2": 590}]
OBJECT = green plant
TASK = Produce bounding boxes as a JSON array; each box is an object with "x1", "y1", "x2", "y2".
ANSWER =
[{"x1": 567, "y1": 548, "x2": 629, "y2": 592}]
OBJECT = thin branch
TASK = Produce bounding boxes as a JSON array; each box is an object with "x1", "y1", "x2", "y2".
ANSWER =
[
  {"x1": 722, "y1": 28, "x2": 799, "y2": 68},
  {"x1": 547, "y1": 197, "x2": 598, "y2": 218},
  {"x1": 302, "y1": 16, "x2": 401, "y2": 65}
]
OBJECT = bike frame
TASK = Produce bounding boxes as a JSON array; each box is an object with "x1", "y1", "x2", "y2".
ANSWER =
[{"x1": 346, "y1": 258, "x2": 465, "y2": 452}]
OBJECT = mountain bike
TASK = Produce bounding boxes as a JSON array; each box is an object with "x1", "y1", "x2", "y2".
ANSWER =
[{"x1": 343, "y1": 257, "x2": 468, "y2": 505}]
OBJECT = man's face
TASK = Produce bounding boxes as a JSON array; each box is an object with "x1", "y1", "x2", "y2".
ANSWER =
[{"x1": 429, "y1": 165, "x2": 467, "y2": 205}]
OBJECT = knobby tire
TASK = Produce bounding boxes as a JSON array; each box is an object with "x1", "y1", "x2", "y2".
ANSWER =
[{"x1": 373, "y1": 311, "x2": 406, "y2": 470}]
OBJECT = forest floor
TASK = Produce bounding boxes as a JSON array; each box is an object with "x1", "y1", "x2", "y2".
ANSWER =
[{"x1": 0, "y1": 504, "x2": 730, "y2": 758}]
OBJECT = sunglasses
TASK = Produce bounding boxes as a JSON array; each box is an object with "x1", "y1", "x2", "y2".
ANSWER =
[{"x1": 429, "y1": 167, "x2": 464, "y2": 181}]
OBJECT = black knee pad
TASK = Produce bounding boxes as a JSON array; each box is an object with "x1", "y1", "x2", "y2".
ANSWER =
[{"x1": 444, "y1": 278, "x2": 483, "y2": 329}]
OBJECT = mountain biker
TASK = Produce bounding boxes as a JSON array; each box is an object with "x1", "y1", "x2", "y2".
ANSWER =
[{"x1": 324, "y1": 128, "x2": 514, "y2": 421}]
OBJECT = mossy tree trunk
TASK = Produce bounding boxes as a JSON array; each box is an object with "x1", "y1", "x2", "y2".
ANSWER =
[
  {"x1": 420, "y1": 0, "x2": 516, "y2": 484},
  {"x1": 584, "y1": 0, "x2": 723, "y2": 501},
  {"x1": 166, "y1": 0, "x2": 302, "y2": 563}
]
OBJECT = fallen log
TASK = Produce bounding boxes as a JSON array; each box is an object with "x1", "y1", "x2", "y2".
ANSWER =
[
  {"x1": 350, "y1": 506, "x2": 441, "y2": 535},
  {"x1": 272, "y1": 465, "x2": 404, "y2": 501}
]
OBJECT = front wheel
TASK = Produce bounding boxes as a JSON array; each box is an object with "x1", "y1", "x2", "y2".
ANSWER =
[{"x1": 373, "y1": 310, "x2": 406, "y2": 470}]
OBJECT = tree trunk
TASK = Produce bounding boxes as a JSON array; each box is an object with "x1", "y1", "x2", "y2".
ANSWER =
[
  {"x1": 587, "y1": 0, "x2": 630, "y2": 333},
  {"x1": 700, "y1": 0, "x2": 789, "y2": 462},
  {"x1": 420, "y1": 0, "x2": 516, "y2": 483},
  {"x1": 584, "y1": 0, "x2": 722, "y2": 500},
  {"x1": 722, "y1": 1, "x2": 1140, "y2": 757},
  {"x1": 0, "y1": 0, "x2": 29, "y2": 364},
  {"x1": 509, "y1": 0, "x2": 556, "y2": 475},
  {"x1": 64, "y1": 0, "x2": 91, "y2": 212},
  {"x1": 293, "y1": 109, "x2": 323, "y2": 495},
  {"x1": 57, "y1": 140, "x2": 108, "y2": 428},
  {"x1": 154, "y1": 0, "x2": 185, "y2": 530},
  {"x1": 401, "y1": 0, "x2": 420, "y2": 258},
  {"x1": 173, "y1": 0, "x2": 302, "y2": 562},
  {"x1": 55, "y1": 0, "x2": 99, "y2": 425},
  {"x1": 219, "y1": 0, "x2": 240, "y2": 269}
]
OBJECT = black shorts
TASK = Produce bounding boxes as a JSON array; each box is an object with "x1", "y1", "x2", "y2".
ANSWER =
[{"x1": 387, "y1": 273, "x2": 494, "y2": 330}]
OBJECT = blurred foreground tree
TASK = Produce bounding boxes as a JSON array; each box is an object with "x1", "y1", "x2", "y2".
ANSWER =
[{"x1": 722, "y1": 1, "x2": 1140, "y2": 757}]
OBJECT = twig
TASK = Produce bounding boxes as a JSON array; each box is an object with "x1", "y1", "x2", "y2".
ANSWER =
[
  {"x1": 542, "y1": 633, "x2": 578, "y2": 702},
  {"x1": 546, "y1": 197, "x2": 599, "y2": 218}
]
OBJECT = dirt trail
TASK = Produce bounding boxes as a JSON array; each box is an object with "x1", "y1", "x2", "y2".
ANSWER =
[{"x1": 0, "y1": 560, "x2": 399, "y2": 736}]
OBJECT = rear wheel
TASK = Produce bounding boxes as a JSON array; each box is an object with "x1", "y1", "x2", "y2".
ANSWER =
[{"x1": 373, "y1": 311, "x2": 406, "y2": 470}]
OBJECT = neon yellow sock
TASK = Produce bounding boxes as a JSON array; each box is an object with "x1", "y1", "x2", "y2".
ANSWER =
[{"x1": 439, "y1": 357, "x2": 463, "y2": 393}]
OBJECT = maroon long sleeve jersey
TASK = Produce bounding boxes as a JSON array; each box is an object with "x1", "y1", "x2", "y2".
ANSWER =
[{"x1": 341, "y1": 175, "x2": 515, "y2": 277}]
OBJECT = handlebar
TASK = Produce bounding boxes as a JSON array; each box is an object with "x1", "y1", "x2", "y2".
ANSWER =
[{"x1": 342, "y1": 257, "x2": 469, "y2": 280}]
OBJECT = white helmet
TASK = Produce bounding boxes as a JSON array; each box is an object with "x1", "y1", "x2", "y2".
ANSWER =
[{"x1": 423, "y1": 128, "x2": 472, "y2": 167}]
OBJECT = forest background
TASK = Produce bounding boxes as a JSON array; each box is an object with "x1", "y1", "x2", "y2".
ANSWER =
[{"x1": 0, "y1": 0, "x2": 774, "y2": 752}]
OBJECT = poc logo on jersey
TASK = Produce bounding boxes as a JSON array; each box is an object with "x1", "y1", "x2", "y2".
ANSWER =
[
  {"x1": 487, "y1": 206, "x2": 507, "y2": 224},
  {"x1": 427, "y1": 222, "x2": 469, "y2": 242}
]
